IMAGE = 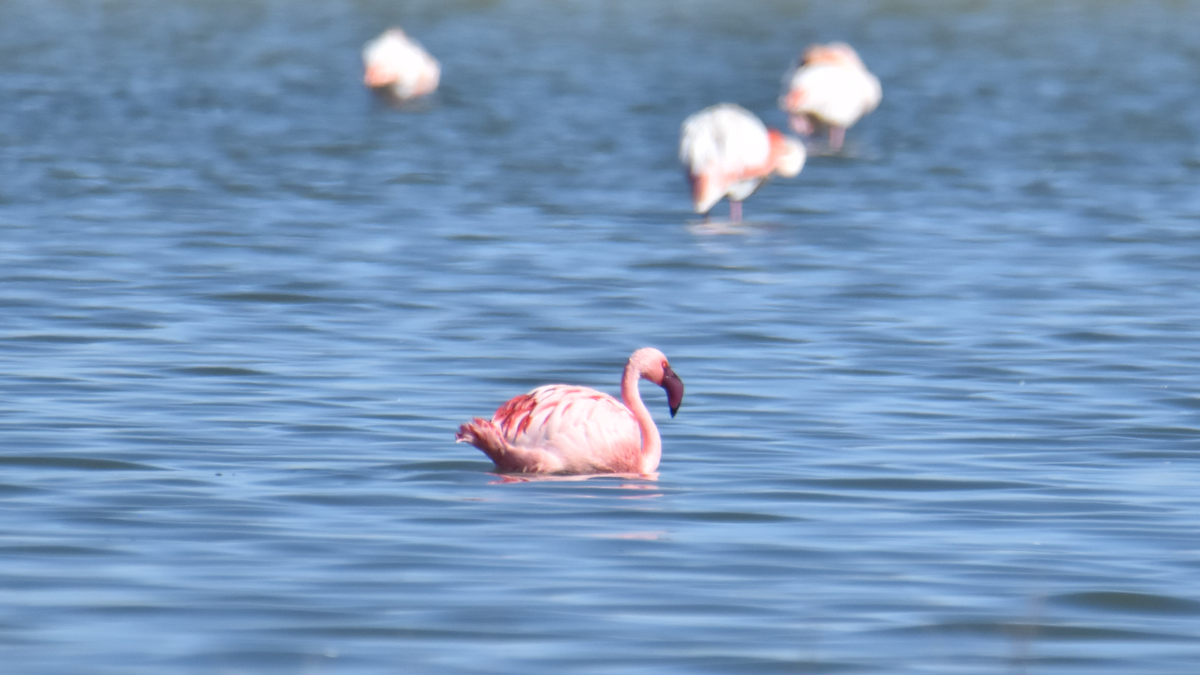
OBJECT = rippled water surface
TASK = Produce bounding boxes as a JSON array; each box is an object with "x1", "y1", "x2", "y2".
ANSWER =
[{"x1": 2, "y1": 0, "x2": 1199, "y2": 672}]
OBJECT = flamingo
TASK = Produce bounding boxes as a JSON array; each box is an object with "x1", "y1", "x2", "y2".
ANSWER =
[
  {"x1": 779, "y1": 42, "x2": 881, "y2": 151},
  {"x1": 679, "y1": 103, "x2": 806, "y2": 223},
  {"x1": 362, "y1": 28, "x2": 441, "y2": 101},
  {"x1": 455, "y1": 348, "x2": 684, "y2": 475}
]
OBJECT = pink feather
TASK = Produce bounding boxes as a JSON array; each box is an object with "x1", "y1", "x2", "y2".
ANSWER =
[{"x1": 456, "y1": 348, "x2": 684, "y2": 475}]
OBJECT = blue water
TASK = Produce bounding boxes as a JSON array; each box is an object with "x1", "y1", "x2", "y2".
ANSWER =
[{"x1": 2, "y1": 0, "x2": 1199, "y2": 672}]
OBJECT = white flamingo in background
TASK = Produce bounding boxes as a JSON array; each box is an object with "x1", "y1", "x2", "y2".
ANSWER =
[
  {"x1": 679, "y1": 103, "x2": 806, "y2": 222},
  {"x1": 456, "y1": 348, "x2": 684, "y2": 475},
  {"x1": 779, "y1": 42, "x2": 881, "y2": 151},
  {"x1": 362, "y1": 28, "x2": 440, "y2": 101}
]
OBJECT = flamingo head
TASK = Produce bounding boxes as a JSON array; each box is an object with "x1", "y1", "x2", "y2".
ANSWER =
[
  {"x1": 630, "y1": 347, "x2": 685, "y2": 417},
  {"x1": 787, "y1": 113, "x2": 814, "y2": 136},
  {"x1": 662, "y1": 364, "x2": 684, "y2": 417},
  {"x1": 768, "y1": 131, "x2": 807, "y2": 178}
]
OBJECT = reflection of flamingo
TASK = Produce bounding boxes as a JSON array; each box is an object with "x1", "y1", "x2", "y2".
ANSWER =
[
  {"x1": 362, "y1": 28, "x2": 440, "y2": 101},
  {"x1": 680, "y1": 104, "x2": 806, "y2": 222},
  {"x1": 779, "y1": 42, "x2": 881, "y2": 151},
  {"x1": 456, "y1": 348, "x2": 684, "y2": 475}
]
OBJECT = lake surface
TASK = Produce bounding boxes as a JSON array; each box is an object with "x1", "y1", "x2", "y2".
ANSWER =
[{"x1": 2, "y1": 0, "x2": 1199, "y2": 672}]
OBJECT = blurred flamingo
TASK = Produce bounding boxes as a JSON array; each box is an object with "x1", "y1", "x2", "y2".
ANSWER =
[
  {"x1": 456, "y1": 348, "x2": 684, "y2": 475},
  {"x1": 679, "y1": 103, "x2": 806, "y2": 222},
  {"x1": 779, "y1": 42, "x2": 881, "y2": 151},
  {"x1": 362, "y1": 28, "x2": 440, "y2": 101}
]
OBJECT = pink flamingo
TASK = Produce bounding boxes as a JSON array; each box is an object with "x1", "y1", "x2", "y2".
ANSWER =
[
  {"x1": 455, "y1": 348, "x2": 684, "y2": 475},
  {"x1": 362, "y1": 28, "x2": 441, "y2": 101},
  {"x1": 779, "y1": 42, "x2": 881, "y2": 152},
  {"x1": 679, "y1": 103, "x2": 806, "y2": 223}
]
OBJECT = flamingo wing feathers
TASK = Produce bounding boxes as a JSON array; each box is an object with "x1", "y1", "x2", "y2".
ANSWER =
[{"x1": 465, "y1": 385, "x2": 644, "y2": 474}]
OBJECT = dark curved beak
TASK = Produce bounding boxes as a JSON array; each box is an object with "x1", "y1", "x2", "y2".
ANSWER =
[{"x1": 661, "y1": 365, "x2": 684, "y2": 418}]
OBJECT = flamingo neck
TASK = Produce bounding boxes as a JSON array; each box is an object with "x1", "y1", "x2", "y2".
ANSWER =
[{"x1": 621, "y1": 362, "x2": 661, "y2": 474}]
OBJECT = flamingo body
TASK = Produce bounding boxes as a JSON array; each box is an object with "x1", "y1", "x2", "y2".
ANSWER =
[
  {"x1": 456, "y1": 348, "x2": 684, "y2": 475},
  {"x1": 679, "y1": 103, "x2": 806, "y2": 220},
  {"x1": 780, "y1": 42, "x2": 881, "y2": 150},
  {"x1": 362, "y1": 28, "x2": 440, "y2": 101}
]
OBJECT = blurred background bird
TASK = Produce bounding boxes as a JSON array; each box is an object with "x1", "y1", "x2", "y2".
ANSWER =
[
  {"x1": 779, "y1": 42, "x2": 881, "y2": 152},
  {"x1": 679, "y1": 103, "x2": 806, "y2": 223},
  {"x1": 362, "y1": 27, "x2": 441, "y2": 102}
]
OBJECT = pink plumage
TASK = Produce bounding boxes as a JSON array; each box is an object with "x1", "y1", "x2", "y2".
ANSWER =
[
  {"x1": 679, "y1": 103, "x2": 806, "y2": 222},
  {"x1": 779, "y1": 42, "x2": 881, "y2": 151},
  {"x1": 456, "y1": 348, "x2": 684, "y2": 475}
]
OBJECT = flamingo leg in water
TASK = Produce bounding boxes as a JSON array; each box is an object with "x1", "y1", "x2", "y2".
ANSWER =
[
  {"x1": 729, "y1": 200, "x2": 743, "y2": 223},
  {"x1": 829, "y1": 126, "x2": 845, "y2": 152}
]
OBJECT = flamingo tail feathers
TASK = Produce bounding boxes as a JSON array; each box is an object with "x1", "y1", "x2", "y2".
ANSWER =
[
  {"x1": 456, "y1": 418, "x2": 511, "y2": 461},
  {"x1": 456, "y1": 418, "x2": 560, "y2": 473}
]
